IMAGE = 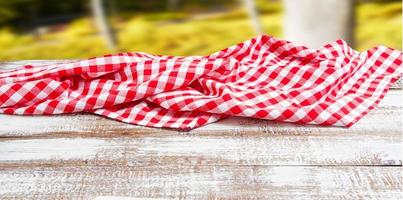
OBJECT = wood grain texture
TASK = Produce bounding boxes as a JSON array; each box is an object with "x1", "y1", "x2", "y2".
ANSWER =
[
  {"x1": 1, "y1": 88, "x2": 401, "y2": 137},
  {"x1": 0, "y1": 165, "x2": 401, "y2": 199},
  {"x1": 0, "y1": 90, "x2": 401, "y2": 167},
  {"x1": 0, "y1": 60, "x2": 401, "y2": 199},
  {"x1": 0, "y1": 127, "x2": 401, "y2": 167}
]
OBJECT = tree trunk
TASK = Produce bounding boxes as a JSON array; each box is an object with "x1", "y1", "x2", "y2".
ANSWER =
[
  {"x1": 91, "y1": 0, "x2": 117, "y2": 50},
  {"x1": 284, "y1": 0, "x2": 355, "y2": 48},
  {"x1": 242, "y1": 0, "x2": 263, "y2": 34},
  {"x1": 168, "y1": 0, "x2": 180, "y2": 11}
]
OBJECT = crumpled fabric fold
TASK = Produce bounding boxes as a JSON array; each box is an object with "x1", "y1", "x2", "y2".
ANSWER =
[{"x1": 1, "y1": 35, "x2": 402, "y2": 130}]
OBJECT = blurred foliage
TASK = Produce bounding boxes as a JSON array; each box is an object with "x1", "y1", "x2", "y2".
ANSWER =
[
  {"x1": 256, "y1": 0, "x2": 283, "y2": 14},
  {"x1": 0, "y1": 0, "x2": 239, "y2": 27},
  {"x1": 0, "y1": 1, "x2": 401, "y2": 60},
  {"x1": 117, "y1": 13, "x2": 282, "y2": 56},
  {"x1": 356, "y1": 2, "x2": 402, "y2": 51},
  {"x1": 0, "y1": 0, "x2": 29, "y2": 24},
  {"x1": 0, "y1": 0, "x2": 85, "y2": 28}
]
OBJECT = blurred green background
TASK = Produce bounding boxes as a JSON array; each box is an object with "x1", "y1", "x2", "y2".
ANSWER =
[{"x1": 0, "y1": 0, "x2": 401, "y2": 60}]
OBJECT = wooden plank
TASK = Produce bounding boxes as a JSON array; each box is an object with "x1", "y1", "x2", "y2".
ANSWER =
[
  {"x1": 0, "y1": 60, "x2": 74, "y2": 71},
  {"x1": 0, "y1": 87, "x2": 401, "y2": 138},
  {"x1": 0, "y1": 131, "x2": 400, "y2": 167},
  {"x1": 0, "y1": 91, "x2": 401, "y2": 167},
  {"x1": 0, "y1": 165, "x2": 401, "y2": 199},
  {"x1": 0, "y1": 60, "x2": 401, "y2": 199}
]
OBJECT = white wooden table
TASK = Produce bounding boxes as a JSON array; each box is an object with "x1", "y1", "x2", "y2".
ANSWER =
[{"x1": 0, "y1": 61, "x2": 402, "y2": 199}]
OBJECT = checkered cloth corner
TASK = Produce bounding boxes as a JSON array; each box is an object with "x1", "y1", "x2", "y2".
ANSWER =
[{"x1": 1, "y1": 35, "x2": 402, "y2": 130}]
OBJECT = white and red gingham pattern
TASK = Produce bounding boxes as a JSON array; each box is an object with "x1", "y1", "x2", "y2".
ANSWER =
[{"x1": 1, "y1": 35, "x2": 402, "y2": 130}]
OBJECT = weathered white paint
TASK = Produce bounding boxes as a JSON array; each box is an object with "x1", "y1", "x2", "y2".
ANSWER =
[
  {"x1": 0, "y1": 89, "x2": 401, "y2": 136},
  {"x1": 0, "y1": 114, "x2": 91, "y2": 135},
  {"x1": 0, "y1": 166, "x2": 401, "y2": 199},
  {"x1": 0, "y1": 129, "x2": 400, "y2": 166},
  {"x1": 94, "y1": 197, "x2": 163, "y2": 200},
  {"x1": 0, "y1": 89, "x2": 400, "y2": 166},
  {"x1": 0, "y1": 138, "x2": 110, "y2": 161},
  {"x1": 0, "y1": 60, "x2": 75, "y2": 71},
  {"x1": 135, "y1": 134, "x2": 401, "y2": 166},
  {"x1": 0, "y1": 60, "x2": 401, "y2": 199}
]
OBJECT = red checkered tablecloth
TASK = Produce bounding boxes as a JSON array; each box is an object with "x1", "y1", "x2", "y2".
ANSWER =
[{"x1": 1, "y1": 35, "x2": 402, "y2": 130}]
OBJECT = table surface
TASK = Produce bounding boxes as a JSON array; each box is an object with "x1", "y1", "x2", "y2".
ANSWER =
[{"x1": 0, "y1": 60, "x2": 402, "y2": 199}]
